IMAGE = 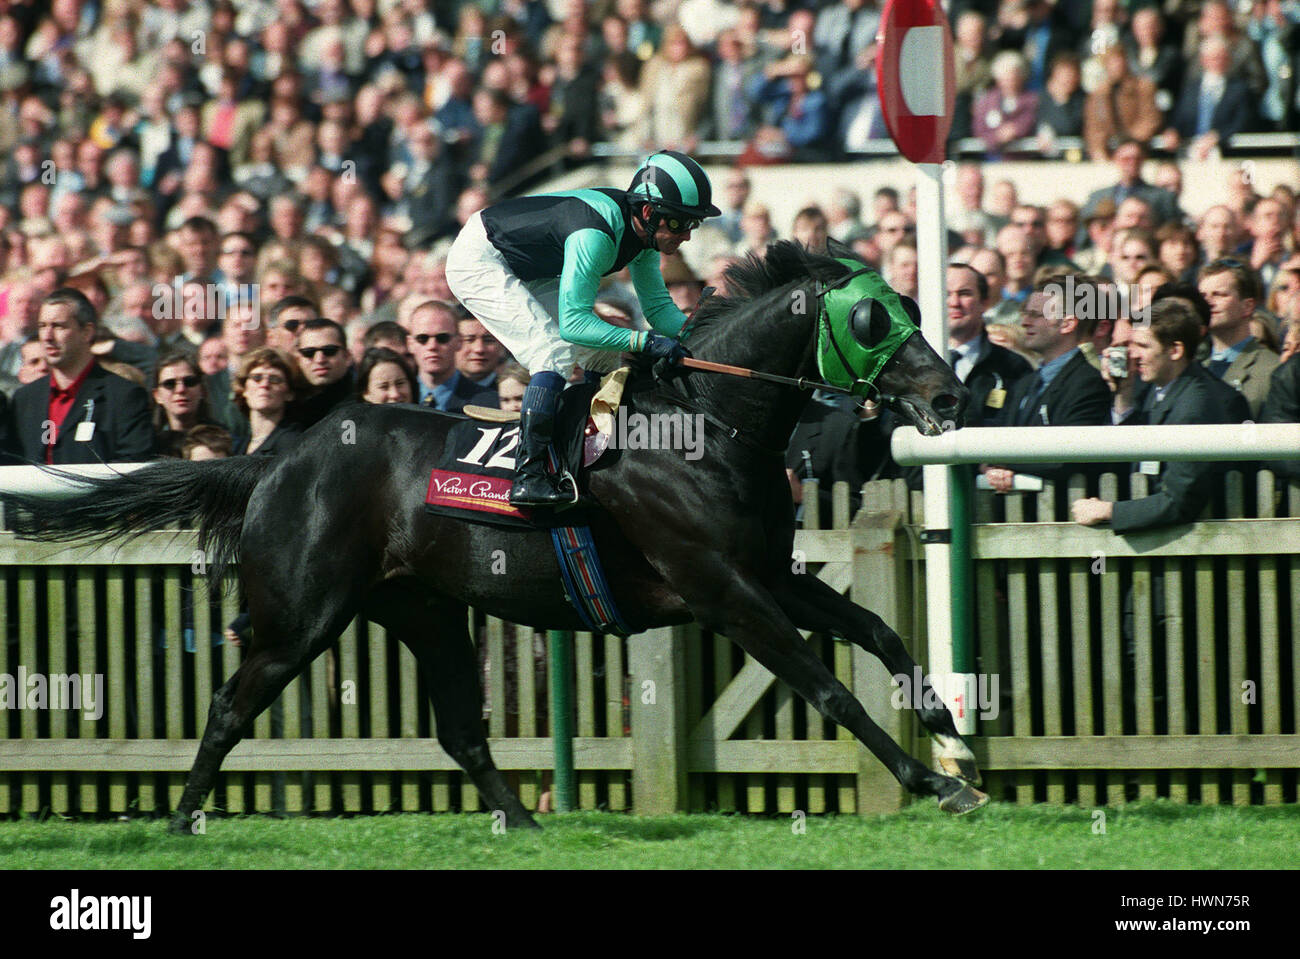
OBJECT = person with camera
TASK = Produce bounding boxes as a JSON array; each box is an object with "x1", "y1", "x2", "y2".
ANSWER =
[{"x1": 1072, "y1": 297, "x2": 1249, "y2": 532}]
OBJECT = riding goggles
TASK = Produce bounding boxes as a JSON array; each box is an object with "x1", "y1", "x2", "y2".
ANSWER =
[{"x1": 661, "y1": 214, "x2": 701, "y2": 234}]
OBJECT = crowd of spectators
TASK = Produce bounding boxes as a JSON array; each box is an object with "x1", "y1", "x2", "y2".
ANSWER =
[
  {"x1": 776, "y1": 149, "x2": 1300, "y2": 530},
  {"x1": 0, "y1": 0, "x2": 1295, "y2": 528}
]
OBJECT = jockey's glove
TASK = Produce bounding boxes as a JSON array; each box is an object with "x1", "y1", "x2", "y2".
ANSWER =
[
  {"x1": 641, "y1": 332, "x2": 692, "y2": 383},
  {"x1": 642, "y1": 332, "x2": 690, "y2": 366}
]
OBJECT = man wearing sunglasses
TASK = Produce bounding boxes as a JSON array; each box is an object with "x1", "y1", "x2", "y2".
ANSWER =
[
  {"x1": 294, "y1": 318, "x2": 357, "y2": 428},
  {"x1": 408, "y1": 301, "x2": 499, "y2": 413},
  {"x1": 266, "y1": 295, "x2": 319, "y2": 353},
  {"x1": 445, "y1": 150, "x2": 721, "y2": 507}
]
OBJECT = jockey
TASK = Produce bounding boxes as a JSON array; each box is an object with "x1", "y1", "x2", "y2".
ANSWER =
[{"x1": 445, "y1": 150, "x2": 721, "y2": 507}]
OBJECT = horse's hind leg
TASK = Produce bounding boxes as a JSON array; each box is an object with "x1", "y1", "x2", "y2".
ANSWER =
[
  {"x1": 773, "y1": 574, "x2": 982, "y2": 786},
  {"x1": 168, "y1": 602, "x2": 358, "y2": 834},
  {"x1": 384, "y1": 597, "x2": 538, "y2": 830}
]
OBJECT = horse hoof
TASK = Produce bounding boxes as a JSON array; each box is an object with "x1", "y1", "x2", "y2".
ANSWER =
[
  {"x1": 939, "y1": 755, "x2": 983, "y2": 787},
  {"x1": 938, "y1": 783, "x2": 989, "y2": 815},
  {"x1": 504, "y1": 811, "x2": 542, "y2": 831}
]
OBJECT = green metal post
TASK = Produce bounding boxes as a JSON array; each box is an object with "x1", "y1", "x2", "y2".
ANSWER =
[{"x1": 547, "y1": 629, "x2": 576, "y2": 811}]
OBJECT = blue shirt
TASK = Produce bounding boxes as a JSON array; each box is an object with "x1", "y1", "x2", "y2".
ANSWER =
[
  {"x1": 1026, "y1": 22, "x2": 1051, "y2": 92},
  {"x1": 1207, "y1": 336, "x2": 1253, "y2": 378},
  {"x1": 1019, "y1": 347, "x2": 1077, "y2": 420},
  {"x1": 421, "y1": 369, "x2": 461, "y2": 409},
  {"x1": 1036, "y1": 346, "x2": 1079, "y2": 391}
]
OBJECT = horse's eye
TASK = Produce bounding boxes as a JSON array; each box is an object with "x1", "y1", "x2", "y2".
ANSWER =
[
  {"x1": 849, "y1": 298, "x2": 891, "y2": 348},
  {"x1": 900, "y1": 295, "x2": 922, "y2": 326}
]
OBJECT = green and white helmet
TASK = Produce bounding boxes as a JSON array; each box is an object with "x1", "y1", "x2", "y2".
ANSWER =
[{"x1": 627, "y1": 151, "x2": 722, "y2": 221}]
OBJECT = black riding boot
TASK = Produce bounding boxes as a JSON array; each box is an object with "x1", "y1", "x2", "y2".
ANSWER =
[{"x1": 509, "y1": 374, "x2": 575, "y2": 508}]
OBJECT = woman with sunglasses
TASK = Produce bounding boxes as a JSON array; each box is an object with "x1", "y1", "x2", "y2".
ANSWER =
[
  {"x1": 445, "y1": 150, "x2": 720, "y2": 507},
  {"x1": 230, "y1": 347, "x2": 305, "y2": 456},
  {"x1": 151, "y1": 348, "x2": 221, "y2": 458}
]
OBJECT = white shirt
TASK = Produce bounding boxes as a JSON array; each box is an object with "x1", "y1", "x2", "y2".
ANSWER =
[{"x1": 950, "y1": 335, "x2": 982, "y2": 383}]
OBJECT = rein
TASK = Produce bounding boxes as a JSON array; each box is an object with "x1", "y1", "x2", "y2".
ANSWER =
[
  {"x1": 675, "y1": 268, "x2": 906, "y2": 412},
  {"x1": 651, "y1": 267, "x2": 910, "y2": 457},
  {"x1": 679, "y1": 355, "x2": 901, "y2": 409}
]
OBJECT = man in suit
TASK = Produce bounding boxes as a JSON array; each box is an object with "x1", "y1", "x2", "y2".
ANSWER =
[
  {"x1": 1198, "y1": 258, "x2": 1279, "y2": 418},
  {"x1": 947, "y1": 263, "x2": 1034, "y2": 424},
  {"x1": 713, "y1": 169, "x2": 750, "y2": 244},
  {"x1": 785, "y1": 398, "x2": 879, "y2": 520},
  {"x1": 995, "y1": 0, "x2": 1071, "y2": 93},
  {"x1": 1260, "y1": 354, "x2": 1300, "y2": 481},
  {"x1": 408, "y1": 300, "x2": 498, "y2": 413},
  {"x1": 869, "y1": 263, "x2": 1033, "y2": 488},
  {"x1": 984, "y1": 275, "x2": 1112, "y2": 490},
  {"x1": 404, "y1": 122, "x2": 461, "y2": 248},
  {"x1": 1, "y1": 288, "x2": 152, "y2": 465},
  {"x1": 545, "y1": 35, "x2": 602, "y2": 169},
  {"x1": 151, "y1": 100, "x2": 205, "y2": 200},
  {"x1": 1078, "y1": 139, "x2": 1180, "y2": 237},
  {"x1": 469, "y1": 89, "x2": 546, "y2": 191},
  {"x1": 456, "y1": 315, "x2": 504, "y2": 394},
  {"x1": 1163, "y1": 36, "x2": 1255, "y2": 161},
  {"x1": 711, "y1": 30, "x2": 762, "y2": 144},
  {"x1": 1072, "y1": 297, "x2": 1249, "y2": 532}
]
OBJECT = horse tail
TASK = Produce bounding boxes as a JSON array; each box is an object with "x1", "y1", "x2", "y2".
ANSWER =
[{"x1": 3, "y1": 458, "x2": 275, "y2": 583}]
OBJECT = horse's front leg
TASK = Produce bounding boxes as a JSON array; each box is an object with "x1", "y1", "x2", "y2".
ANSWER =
[
  {"x1": 679, "y1": 569, "x2": 986, "y2": 814},
  {"x1": 771, "y1": 572, "x2": 983, "y2": 787}
]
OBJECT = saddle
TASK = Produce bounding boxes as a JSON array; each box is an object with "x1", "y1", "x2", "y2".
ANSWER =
[
  {"x1": 423, "y1": 367, "x2": 632, "y2": 529},
  {"x1": 423, "y1": 369, "x2": 634, "y2": 634}
]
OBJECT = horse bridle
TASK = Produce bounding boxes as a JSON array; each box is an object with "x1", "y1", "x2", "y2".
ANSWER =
[
  {"x1": 811, "y1": 266, "x2": 907, "y2": 411},
  {"x1": 653, "y1": 267, "x2": 912, "y2": 456}
]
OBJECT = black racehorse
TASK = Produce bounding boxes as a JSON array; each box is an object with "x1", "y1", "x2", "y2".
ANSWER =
[{"x1": 6, "y1": 242, "x2": 987, "y2": 831}]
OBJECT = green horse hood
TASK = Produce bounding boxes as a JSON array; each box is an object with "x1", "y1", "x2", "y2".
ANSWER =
[{"x1": 816, "y1": 259, "x2": 920, "y2": 397}]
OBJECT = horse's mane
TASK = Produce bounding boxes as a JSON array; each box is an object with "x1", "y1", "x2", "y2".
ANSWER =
[{"x1": 685, "y1": 239, "x2": 862, "y2": 343}]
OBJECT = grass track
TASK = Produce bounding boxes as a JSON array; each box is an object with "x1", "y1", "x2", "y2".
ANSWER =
[{"x1": 1, "y1": 801, "x2": 1296, "y2": 869}]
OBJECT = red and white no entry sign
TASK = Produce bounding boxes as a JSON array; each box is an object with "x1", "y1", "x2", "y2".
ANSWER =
[{"x1": 875, "y1": 0, "x2": 956, "y2": 164}]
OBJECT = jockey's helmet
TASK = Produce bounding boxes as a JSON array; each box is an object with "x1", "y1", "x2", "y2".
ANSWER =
[{"x1": 628, "y1": 152, "x2": 722, "y2": 226}]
